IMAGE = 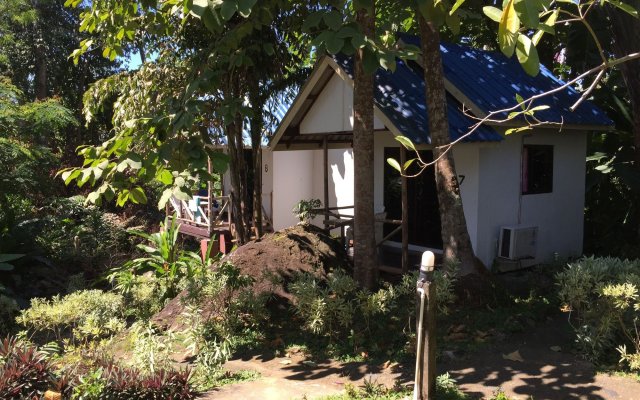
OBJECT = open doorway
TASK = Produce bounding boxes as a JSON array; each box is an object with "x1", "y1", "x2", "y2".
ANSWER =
[{"x1": 383, "y1": 147, "x2": 442, "y2": 249}]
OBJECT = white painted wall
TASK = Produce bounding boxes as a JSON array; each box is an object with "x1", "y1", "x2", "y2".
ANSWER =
[
  {"x1": 452, "y1": 144, "x2": 481, "y2": 253},
  {"x1": 272, "y1": 150, "x2": 315, "y2": 230},
  {"x1": 261, "y1": 149, "x2": 273, "y2": 220},
  {"x1": 475, "y1": 131, "x2": 587, "y2": 268},
  {"x1": 273, "y1": 70, "x2": 589, "y2": 270},
  {"x1": 300, "y1": 74, "x2": 384, "y2": 134}
]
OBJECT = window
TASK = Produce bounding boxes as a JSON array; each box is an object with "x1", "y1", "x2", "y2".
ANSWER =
[{"x1": 522, "y1": 145, "x2": 553, "y2": 194}]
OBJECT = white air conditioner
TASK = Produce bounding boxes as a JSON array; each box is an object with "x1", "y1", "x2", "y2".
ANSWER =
[{"x1": 498, "y1": 225, "x2": 538, "y2": 260}]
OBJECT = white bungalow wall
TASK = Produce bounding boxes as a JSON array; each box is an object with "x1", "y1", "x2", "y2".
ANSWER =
[
  {"x1": 300, "y1": 74, "x2": 385, "y2": 134},
  {"x1": 262, "y1": 149, "x2": 273, "y2": 220},
  {"x1": 271, "y1": 68, "x2": 588, "y2": 269},
  {"x1": 475, "y1": 131, "x2": 587, "y2": 268}
]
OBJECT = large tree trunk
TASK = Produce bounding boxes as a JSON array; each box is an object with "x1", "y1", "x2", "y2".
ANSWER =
[
  {"x1": 417, "y1": 16, "x2": 484, "y2": 277},
  {"x1": 227, "y1": 119, "x2": 249, "y2": 244},
  {"x1": 34, "y1": 36, "x2": 47, "y2": 100},
  {"x1": 225, "y1": 77, "x2": 250, "y2": 245},
  {"x1": 606, "y1": 2, "x2": 640, "y2": 167},
  {"x1": 352, "y1": 5, "x2": 377, "y2": 289},
  {"x1": 249, "y1": 86, "x2": 264, "y2": 238}
]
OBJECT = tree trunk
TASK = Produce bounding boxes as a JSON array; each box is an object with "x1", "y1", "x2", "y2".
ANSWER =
[
  {"x1": 225, "y1": 76, "x2": 250, "y2": 245},
  {"x1": 352, "y1": 5, "x2": 377, "y2": 289},
  {"x1": 606, "y1": 2, "x2": 640, "y2": 167},
  {"x1": 227, "y1": 118, "x2": 249, "y2": 244},
  {"x1": 34, "y1": 35, "x2": 47, "y2": 100},
  {"x1": 249, "y1": 86, "x2": 264, "y2": 238},
  {"x1": 417, "y1": 15, "x2": 484, "y2": 276}
]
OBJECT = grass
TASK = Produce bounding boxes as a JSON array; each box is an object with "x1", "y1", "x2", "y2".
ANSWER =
[
  {"x1": 316, "y1": 374, "x2": 470, "y2": 400},
  {"x1": 190, "y1": 369, "x2": 261, "y2": 392}
]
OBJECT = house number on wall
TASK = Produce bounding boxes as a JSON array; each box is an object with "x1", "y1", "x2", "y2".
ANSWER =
[{"x1": 265, "y1": 164, "x2": 269, "y2": 173}]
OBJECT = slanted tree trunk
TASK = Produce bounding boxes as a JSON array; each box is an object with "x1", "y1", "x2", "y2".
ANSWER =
[
  {"x1": 352, "y1": 5, "x2": 377, "y2": 289},
  {"x1": 417, "y1": 15, "x2": 485, "y2": 277},
  {"x1": 606, "y1": 2, "x2": 640, "y2": 167}
]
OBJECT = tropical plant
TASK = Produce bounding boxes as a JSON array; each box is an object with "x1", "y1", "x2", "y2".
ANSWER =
[
  {"x1": 109, "y1": 216, "x2": 204, "y2": 300},
  {"x1": 289, "y1": 265, "x2": 457, "y2": 354},
  {"x1": 0, "y1": 336, "x2": 58, "y2": 399},
  {"x1": 70, "y1": 359, "x2": 195, "y2": 400},
  {"x1": 0, "y1": 254, "x2": 23, "y2": 272},
  {"x1": 16, "y1": 289, "x2": 125, "y2": 344},
  {"x1": 292, "y1": 198, "x2": 322, "y2": 224},
  {"x1": 127, "y1": 322, "x2": 176, "y2": 375},
  {"x1": 556, "y1": 256, "x2": 640, "y2": 369}
]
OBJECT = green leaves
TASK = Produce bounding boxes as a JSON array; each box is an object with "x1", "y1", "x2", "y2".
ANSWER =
[
  {"x1": 609, "y1": 0, "x2": 639, "y2": 18},
  {"x1": 514, "y1": 0, "x2": 540, "y2": 28},
  {"x1": 515, "y1": 34, "x2": 540, "y2": 76},
  {"x1": 220, "y1": 0, "x2": 237, "y2": 20},
  {"x1": 484, "y1": 0, "x2": 564, "y2": 76},
  {"x1": 498, "y1": 0, "x2": 520, "y2": 58},
  {"x1": 394, "y1": 135, "x2": 416, "y2": 152},
  {"x1": 0, "y1": 254, "x2": 24, "y2": 271},
  {"x1": 387, "y1": 157, "x2": 402, "y2": 173},
  {"x1": 483, "y1": 6, "x2": 503, "y2": 22},
  {"x1": 532, "y1": 9, "x2": 558, "y2": 45}
]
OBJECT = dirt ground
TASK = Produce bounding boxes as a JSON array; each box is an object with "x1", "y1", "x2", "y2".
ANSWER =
[
  {"x1": 153, "y1": 224, "x2": 350, "y2": 330},
  {"x1": 200, "y1": 315, "x2": 640, "y2": 400}
]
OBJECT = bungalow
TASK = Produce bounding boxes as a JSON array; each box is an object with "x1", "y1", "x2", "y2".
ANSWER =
[{"x1": 265, "y1": 39, "x2": 613, "y2": 271}]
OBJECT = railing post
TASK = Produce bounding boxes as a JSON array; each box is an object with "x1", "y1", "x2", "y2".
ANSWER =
[{"x1": 414, "y1": 251, "x2": 436, "y2": 400}]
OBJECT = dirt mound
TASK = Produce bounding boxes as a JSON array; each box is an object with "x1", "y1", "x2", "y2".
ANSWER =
[{"x1": 152, "y1": 224, "x2": 350, "y2": 330}]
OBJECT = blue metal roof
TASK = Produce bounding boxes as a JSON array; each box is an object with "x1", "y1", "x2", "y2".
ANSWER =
[
  {"x1": 333, "y1": 55, "x2": 503, "y2": 144},
  {"x1": 400, "y1": 35, "x2": 613, "y2": 127}
]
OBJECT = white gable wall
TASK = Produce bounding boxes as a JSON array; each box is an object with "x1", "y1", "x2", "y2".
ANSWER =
[
  {"x1": 475, "y1": 131, "x2": 587, "y2": 267},
  {"x1": 300, "y1": 74, "x2": 384, "y2": 134}
]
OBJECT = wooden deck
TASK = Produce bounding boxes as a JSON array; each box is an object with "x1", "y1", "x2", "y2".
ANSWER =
[{"x1": 167, "y1": 195, "x2": 232, "y2": 239}]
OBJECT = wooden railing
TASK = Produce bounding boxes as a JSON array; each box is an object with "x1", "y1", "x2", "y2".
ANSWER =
[
  {"x1": 168, "y1": 195, "x2": 232, "y2": 235},
  {"x1": 314, "y1": 206, "x2": 402, "y2": 248}
]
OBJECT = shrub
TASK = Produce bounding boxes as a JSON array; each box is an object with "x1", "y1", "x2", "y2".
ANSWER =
[
  {"x1": 30, "y1": 196, "x2": 131, "y2": 272},
  {"x1": 0, "y1": 337, "x2": 59, "y2": 399},
  {"x1": 99, "y1": 366, "x2": 195, "y2": 400},
  {"x1": 109, "y1": 216, "x2": 205, "y2": 302},
  {"x1": 127, "y1": 322, "x2": 176, "y2": 375},
  {"x1": 0, "y1": 285, "x2": 19, "y2": 335},
  {"x1": 289, "y1": 265, "x2": 457, "y2": 354},
  {"x1": 292, "y1": 198, "x2": 322, "y2": 224},
  {"x1": 556, "y1": 256, "x2": 640, "y2": 369},
  {"x1": 16, "y1": 289, "x2": 125, "y2": 344},
  {"x1": 181, "y1": 261, "x2": 268, "y2": 375},
  {"x1": 71, "y1": 360, "x2": 195, "y2": 400}
]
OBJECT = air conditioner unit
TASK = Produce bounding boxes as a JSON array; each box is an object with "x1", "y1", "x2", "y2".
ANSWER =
[{"x1": 498, "y1": 225, "x2": 538, "y2": 260}]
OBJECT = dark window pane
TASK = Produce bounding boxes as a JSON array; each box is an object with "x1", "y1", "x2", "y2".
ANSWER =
[{"x1": 522, "y1": 145, "x2": 553, "y2": 194}]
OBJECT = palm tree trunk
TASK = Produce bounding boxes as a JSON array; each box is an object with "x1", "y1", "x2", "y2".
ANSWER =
[
  {"x1": 417, "y1": 15, "x2": 484, "y2": 276},
  {"x1": 352, "y1": 5, "x2": 377, "y2": 289}
]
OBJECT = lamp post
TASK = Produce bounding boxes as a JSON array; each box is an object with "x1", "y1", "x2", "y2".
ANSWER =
[{"x1": 414, "y1": 251, "x2": 436, "y2": 400}]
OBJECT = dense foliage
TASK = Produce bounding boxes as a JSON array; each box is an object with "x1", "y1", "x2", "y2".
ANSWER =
[
  {"x1": 556, "y1": 256, "x2": 640, "y2": 370},
  {"x1": 289, "y1": 264, "x2": 457, "y2": 354}
]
